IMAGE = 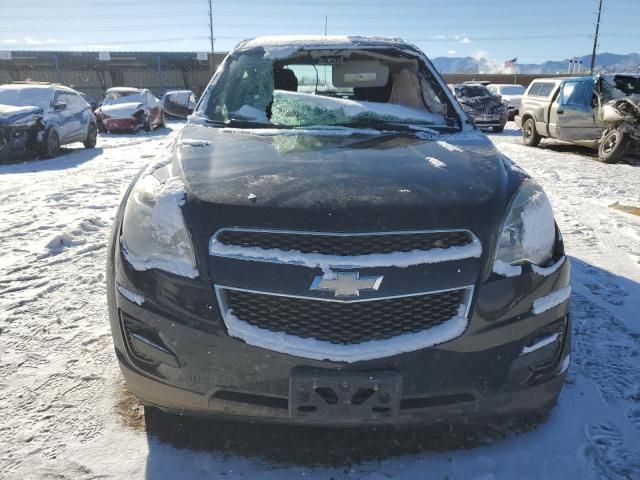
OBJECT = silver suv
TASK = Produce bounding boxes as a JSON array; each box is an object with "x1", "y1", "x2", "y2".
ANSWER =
[{"x1": 515, "y1": 75, "x2": 640, "y2": 163}]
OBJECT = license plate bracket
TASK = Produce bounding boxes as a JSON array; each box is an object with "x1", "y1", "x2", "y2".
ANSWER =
[{"x1": 289, "y1": 368, "x2": 402, "y2": 424}]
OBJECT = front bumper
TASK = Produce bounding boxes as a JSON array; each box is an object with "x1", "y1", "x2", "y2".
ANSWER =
[
  {"x1": 109, "y1": 247, "x2": 571, "y2": 425},
  {"x1": 470, "y1": 112, "x2": 509, "y2": 130},
  {"x1": 0, "y1": 123, "x2": 41, "y2": 161},
  {"x1": 101, "y1": 116, "x2": 141, "y2": 132}
]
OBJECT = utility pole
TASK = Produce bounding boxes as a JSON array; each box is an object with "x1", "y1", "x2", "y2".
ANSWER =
[
  {"x1": 324, "y1": 16, "x2": 328, "y2": 36},
  {"x1": 208, "y1": 0, "x2": 214, "y2": 53},
  {"x1": 590, "y1": 0, "x2": 603, "y2": 74}
]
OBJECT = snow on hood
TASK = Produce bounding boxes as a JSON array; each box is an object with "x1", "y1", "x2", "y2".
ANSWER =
[
  {"x1": 100, "y1": 102, "x2": 144, "y2": 118},
  {"x1": 0, "y1": 104, "x2": 43, "y2": 123}
]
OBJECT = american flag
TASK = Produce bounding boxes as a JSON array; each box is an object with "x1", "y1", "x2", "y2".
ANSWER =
[{"x1": 504, "y1": 57, "x2": 518, "y2": 68}]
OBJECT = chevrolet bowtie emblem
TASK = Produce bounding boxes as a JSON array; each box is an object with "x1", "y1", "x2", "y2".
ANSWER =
[{"x1": 310, "y1": 272, "x2": 384, "y2": 297}]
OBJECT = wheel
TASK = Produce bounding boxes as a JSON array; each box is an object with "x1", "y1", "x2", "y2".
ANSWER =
[
  {"x1": 83, "y1": 123, "x2": 97, "y2": 149},
  {"x1": 158, "y1": 110, "x2": 166, "y2": 128},
  {"x1": 494, "y1": 125, "x2": 505, "y2": 133},
  {"x1": 598, "y1": 128, "x2": 629, "y2": 163},
  {"x1": 97, "y1": 119, "x2": 107, "y2": 133},
  {"x1": 523, "y1": 118, "x2": 541, "y2": 147},
  {"x1": 143, "y1": 115, "x2": 152, "y2": 132},
  {"x1": 41, "y1": 129, "x2": 60, "y2": 158}
]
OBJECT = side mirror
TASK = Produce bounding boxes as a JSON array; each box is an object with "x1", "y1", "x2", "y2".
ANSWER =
[
  {"x1": 162, "y1": 91, "x2": 194, "y2": 119},
  {"x1": 53, "y1": 102, "x2": 67, "y2": 111}
]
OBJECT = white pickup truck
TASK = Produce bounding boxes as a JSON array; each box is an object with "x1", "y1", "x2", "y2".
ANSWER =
[{"x1": 515, "y1": 74, "x2": 640, "y2": 163}]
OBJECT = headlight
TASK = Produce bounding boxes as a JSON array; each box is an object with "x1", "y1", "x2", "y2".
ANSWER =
[
  {"x1": 120, "y1": 173, "x2": 198, "y2": 278},
  {"x1": 494, "y1": 180, "x2": 556, "y2": 271},
  {"x1": 461, "y1": 104, "x2": 475, "y2": 113}
]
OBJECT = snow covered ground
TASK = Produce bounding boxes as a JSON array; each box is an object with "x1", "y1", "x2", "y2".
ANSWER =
[{"x1": 1, "y1": 121, "x2": 639, "y2": 479}]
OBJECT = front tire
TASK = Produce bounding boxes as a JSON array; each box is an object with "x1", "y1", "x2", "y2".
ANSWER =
[
  {"x1": 158, "y1": 111, "x2": 165, "y2": 128},
  {"x1": 523, "y1": 118, "x2": 541, "y2": 147},
  {"x1": 84, "y1": 123, "x2": 97, "y2": 149},
  {"x1": 598, "y1": 128, "x2": 628, "y2": 163},
  {"x1": 494, "y1": 125, "x2": 505, "y2": 133},
  {"x1": 143, "y1": 114, "x2": 152, "y2": 132},
  {"x1": 41, "y1": 129, "x2": 60, "y2": 158}
]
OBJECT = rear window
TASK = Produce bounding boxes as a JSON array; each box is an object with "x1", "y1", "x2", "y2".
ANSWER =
[{"x1": 527, "y1": 82, "x2": 555, "y2": 97}]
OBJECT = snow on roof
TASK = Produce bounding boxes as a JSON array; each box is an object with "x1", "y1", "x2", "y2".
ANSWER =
[
  {"x1": 106, "y1": 86, "x2": 144, "y2": 93},
  {"x1": 235, "y1": 35, "x2": 416, "y2": 57},
  {"x1": 1, "y1": 83, "x2": 75, "y2": 92}
]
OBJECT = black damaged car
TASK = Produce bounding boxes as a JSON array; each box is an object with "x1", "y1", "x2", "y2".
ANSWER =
[
  {"x1": 454, "y1": 83, "x2": 509, "y2": 133},
  {"x1": 107, "y1": 36, "x2": 571, "y2": 427}
]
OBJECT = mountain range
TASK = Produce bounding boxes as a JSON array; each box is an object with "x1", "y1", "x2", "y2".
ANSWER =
[{"x1": 431, "y1": 52, "x2": 640, "y2": 74}]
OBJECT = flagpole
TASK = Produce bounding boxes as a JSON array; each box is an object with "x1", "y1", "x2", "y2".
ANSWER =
[{"x1": 514, "y1": 61, "x2": 517, "y2": 84}]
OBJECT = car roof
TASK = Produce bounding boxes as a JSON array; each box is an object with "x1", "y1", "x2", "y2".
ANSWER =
[
  {"x1": 2, "y1": 82, "x2": 77, "y2": 93},
  {"x1": 106, "y1": 87, "x2": 144, "y2": 93},
  {"x1": 489, "y1": 83, "x2": 525, "y2": 87},
  {"x1": 234, "y1": 35, "x2": 418, "y2": 54}
]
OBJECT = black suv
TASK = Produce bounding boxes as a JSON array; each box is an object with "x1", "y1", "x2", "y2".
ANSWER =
[{"x1": 107, "y1": 36, "x2": 571, "y2": 426}]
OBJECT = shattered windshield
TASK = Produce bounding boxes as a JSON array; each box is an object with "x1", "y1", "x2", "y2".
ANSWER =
[
  {"x1": 103, "y1": 91, "x2": 145, "y2": 105},
  {"x1": 200, "y1": 48, "x2": 452, "y2": 129},
  {"x1": 455, "y1": 85, "x2": 491, "y2": 98},
  {"x1": 0, "y1": 87, "x2": 52, "y2": 108}
]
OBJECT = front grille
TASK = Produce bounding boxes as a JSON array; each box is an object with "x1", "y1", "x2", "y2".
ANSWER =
[
  {"x1": 225, "y1": 288, "x2": 465, "y2": 345},
  {"x1": 215, "y1": 230, "x2": 473, "y2": 256},
  {"x1": 473, "y1": 107, "x2": 495, "y2": 115}
]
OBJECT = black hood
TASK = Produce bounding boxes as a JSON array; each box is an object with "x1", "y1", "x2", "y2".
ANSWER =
[
  {"x1": 170, "y1": 125, "x2": 522, "y2": 245},
  {"x1": 0, "y1": 104, "x2": 43, "y2": 125},
  {"x1": 458, "y1": 95, "x2": 503, "y2": 110}
]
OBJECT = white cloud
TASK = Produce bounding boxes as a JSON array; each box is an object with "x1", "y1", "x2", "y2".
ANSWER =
[
  {"x1": 458, "y1": 36, "x2": 472, "y2": 44},
  {"x1": 473, "y1": 50, "x2": 516, "y2": 74},
  {"x1": 2, "y1": 39, "x2": 18, "y2": 44},
  {"x1": 433, "y1": 35, "x2": 446, "y2": 40},
  {"x1": 24, "y1": 37, "x2": 67, "y2": 46},
  {"x1": 447, "y1": 49, "x2": 458, "y2": 55}
]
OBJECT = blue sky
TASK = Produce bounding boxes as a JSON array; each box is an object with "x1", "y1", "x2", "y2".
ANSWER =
[{"x1": 0, "y1": 0, "x2": 637, "y2": 63}]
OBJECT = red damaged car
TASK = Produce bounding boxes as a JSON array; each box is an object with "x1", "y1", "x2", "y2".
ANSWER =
[{"x1": 95, "y1": 87, "x2": 164, "y2": 133}]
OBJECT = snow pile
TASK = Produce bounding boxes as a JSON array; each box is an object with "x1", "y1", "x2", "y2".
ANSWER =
[
  {"x1": 532, "y1": 286, "x2": 572, "y2": 314},
  {"x1": 492, "y1": 259, "x2": 522, "y2": 277},
  {"x1": 209, "y1": 237, "x2": 482, "y2": 274},
  {"x1": 270, "y1": 89, "x2": 446, "y2": 127},
  {"x1": 435, "y1": 140, "x2": 463, "y2": 152},
  {"x1": 224, "y1": 304, "x2": 468, "y2": 363},
  {"x1": 532, "y1": 256, "x2": 567, "y2": 276},
  {"x1": 117, "y1": 284, "x2": 144, "y2": 306},
  {"x1": 176, "y1": 139, "x2": 211, "y2": 148},
  {"x1": 426, "y1": 156, "x2": 447, "y2": 169},
  {"x1": 41, "y1": 231, "x2": 80, "y2": 255},
  {"x1": 521, "y1": 332, "x2": 560, "y2": 355}
]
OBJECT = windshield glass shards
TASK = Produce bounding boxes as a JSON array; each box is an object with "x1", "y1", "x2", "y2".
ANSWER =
[{"x1": 200, "y1": 48, "x2": 453, "y2": 130}]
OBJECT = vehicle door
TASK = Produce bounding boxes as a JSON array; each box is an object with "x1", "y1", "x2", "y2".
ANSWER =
[
  {"x1": 51, "y1": 91, "x2": 74, "y2": 143},
  {"x1": 64, "y1": 93, "x2": 87, "y2": 141},
  {"x1": 552, "y1": 78, "x2": 602, "y2": 142}
]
